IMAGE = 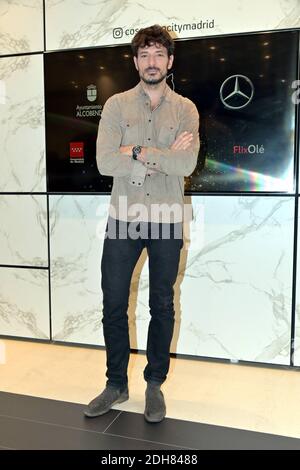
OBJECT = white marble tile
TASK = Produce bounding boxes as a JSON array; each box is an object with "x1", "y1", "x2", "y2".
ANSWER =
[
  {"x1": 49, "y1": 195, "x2": 110, "y2": 345},
  {"x1": 45, "y1": 0, "x2": 300, "y2": 51},
  {"x1": 169, "y1": 196, "x2": 294, "y2": 365},
  {"x1": 0, "y1": 267, "x2": 50, "y2": 339},
  {"x1": 293, "y1": 208, "x2": 300, "y2": 365},
  {"x1": 0, "y1": 53, "x2": 46, "y2": 192},
  {"x1": 0, "y1": 195, "x2": 48, "y2": 267},
  {"x1": 49, "y1": 194, "x2": 294, "y2": 365},
  {"x1": 297, "y1": 109, "x2": 300, "y2": 357},
  {"x1": 0, "y1": 0, "x2": 44, "y2": 56},
  {"x1": 298, "y1": 110, "x2": 300, "y2": 195}
]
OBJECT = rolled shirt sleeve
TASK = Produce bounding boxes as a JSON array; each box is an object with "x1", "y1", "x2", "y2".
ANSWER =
[{"x1": 129, "y1": 160, "x2": 147, "y2": 186}]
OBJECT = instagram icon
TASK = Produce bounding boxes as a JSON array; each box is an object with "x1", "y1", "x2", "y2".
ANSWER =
[{"x1": 113, "y1": 27, "x2": 123, "y2": 39}]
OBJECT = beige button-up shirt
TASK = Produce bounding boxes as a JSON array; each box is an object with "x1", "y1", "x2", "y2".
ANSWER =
[{"x1": 96, "y1": 82, "x2": 200, "y2": 223}]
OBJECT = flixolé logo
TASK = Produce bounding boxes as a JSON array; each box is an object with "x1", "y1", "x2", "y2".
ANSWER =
[{"x1": 233, "y1": 144, "x2": 264, "y2": 155}]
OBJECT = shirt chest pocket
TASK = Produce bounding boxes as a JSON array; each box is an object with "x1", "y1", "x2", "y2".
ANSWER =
[
  {"x1": 157, "y1": 121, "x2": 178, "y2": 148},
  {"x1": 120, "y1": 119, "x2": 140, "y2": 145}
]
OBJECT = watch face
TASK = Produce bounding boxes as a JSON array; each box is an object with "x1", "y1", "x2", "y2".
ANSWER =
[{"x1": 133, "y1": 145, "x2": 141, "y2": 154}]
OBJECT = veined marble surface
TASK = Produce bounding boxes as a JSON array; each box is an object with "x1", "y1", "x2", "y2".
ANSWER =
[
  {"x1": 45, "y1": 0, "x2": 300, "y2": 51},
  {"x1": 172, "y1": 196, "x2": 294, "y2": 365},
  {"x1": 49, "y1": 195, "x2": 110, "y2": 345},
  {"x1": 0, "y1": 53, "x2": 46, "y2": 192},
  {"x1": 293, "y1": 210, "x2": 300, "y2": 366},
  {"x1": 0, "y1": 0, "x2": 44, "y2": 56},
  {"x1": 0, "y1": 195, "x2": 48, "y2": 267},
  {"x1": 49, "y1": 195, "x2": 294, "y2": 365},
  {"x1": 0, "y1": 267, "x2": 50, "y2": 339}
]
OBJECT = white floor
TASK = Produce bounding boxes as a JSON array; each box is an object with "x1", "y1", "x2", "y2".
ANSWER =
[{"x1": 0, "y1": 338, "x2": 300, "y2": 439}]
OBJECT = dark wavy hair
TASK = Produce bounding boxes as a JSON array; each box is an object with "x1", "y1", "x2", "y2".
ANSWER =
[{"x1": 131, "y1": 25, "x2": 174, "y2": 57}]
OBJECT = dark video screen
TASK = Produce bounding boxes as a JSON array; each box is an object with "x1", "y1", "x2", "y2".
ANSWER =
[{"x1": 44, "y1": 30, "x2": 299, "y2": 193}]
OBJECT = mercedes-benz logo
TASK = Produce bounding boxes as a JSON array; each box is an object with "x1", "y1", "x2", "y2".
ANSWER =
[{"x1": 220, "y1": 75, "x2": 254, "y2": 109}]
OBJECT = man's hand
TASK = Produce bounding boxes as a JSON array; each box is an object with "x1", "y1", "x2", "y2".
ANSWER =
[
  {"x1": 119, "y1": 132, "x2": 193, "y2": 175},
  {"x1": 120, "y1": 132, "x2": 193, "y2": 157},
  {"x1": 145, "y1": 132, "x2": 193, "y2": 174},
  {"x1": 170, "y1": 131, "x2": 193, "y2": 150}
]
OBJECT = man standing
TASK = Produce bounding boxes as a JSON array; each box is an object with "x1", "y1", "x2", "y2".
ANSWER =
[{"x1": 84, "y1": 25, "x2": 200, "y2": 422}]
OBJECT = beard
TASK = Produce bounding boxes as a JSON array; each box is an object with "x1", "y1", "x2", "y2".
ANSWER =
[{"x1": 140, "y1": 68, "x2": 168, "y2": 86}]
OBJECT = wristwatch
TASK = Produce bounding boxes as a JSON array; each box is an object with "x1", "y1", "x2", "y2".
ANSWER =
[{"x1": 132, "y1": 145, "x2": 142, "y2": 160}]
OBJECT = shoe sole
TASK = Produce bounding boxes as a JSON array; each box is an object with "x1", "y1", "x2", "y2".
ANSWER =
[
  {"x1": 144, "y1": 412, "x2": 166, "y2": 423},
  {"x1": 84, "y1": 393, "x2": 129, "y2": 418}
]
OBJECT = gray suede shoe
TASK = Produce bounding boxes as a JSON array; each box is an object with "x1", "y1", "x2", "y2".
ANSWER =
[
  {"x1": 84, "y1": 385, "x2": 129, "y2": 418},
  {"x1": 144, "y1": 383, "x2": 166, "y2": 423}
]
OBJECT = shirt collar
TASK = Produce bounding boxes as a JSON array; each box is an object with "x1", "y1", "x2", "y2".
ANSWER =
[{"x1": 134, "y1": 81, "x2": 172, "y2": 103}]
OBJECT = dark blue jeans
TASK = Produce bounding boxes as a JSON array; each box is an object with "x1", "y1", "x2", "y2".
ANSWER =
[{"x1": 101, "y1": 217, "x2": 183, "y2": 389}]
